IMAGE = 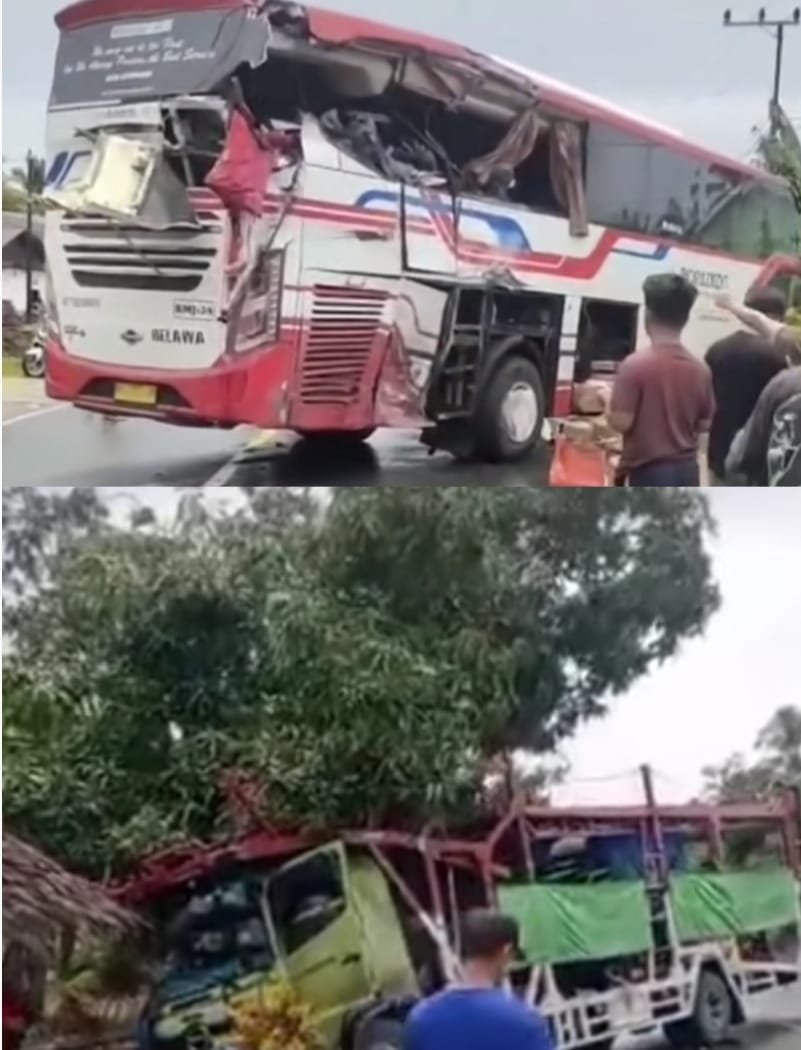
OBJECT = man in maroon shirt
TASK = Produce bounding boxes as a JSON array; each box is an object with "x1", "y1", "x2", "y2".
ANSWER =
[{"x1": 610, "y1": 274, "x2": 715, "y2": 487}]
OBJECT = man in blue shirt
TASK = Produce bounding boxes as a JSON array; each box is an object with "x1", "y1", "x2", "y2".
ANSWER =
[{"x1": 404, "y1": 910, "x2": 554, "y2": 1050}]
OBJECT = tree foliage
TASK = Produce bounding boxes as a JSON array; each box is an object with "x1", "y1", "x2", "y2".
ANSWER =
[
  {"x1": 703, "y1": 705, "x2": 801, "y2": 802},
  {"x1": 3, "y1": 488, "x2": 720, "y2": 876},
  {"x1": 757, "y1": 107, "x2": 801, "y2": 215},
  {"x1": 2, "y1": 155, "x2": 47, "y2": 214}
]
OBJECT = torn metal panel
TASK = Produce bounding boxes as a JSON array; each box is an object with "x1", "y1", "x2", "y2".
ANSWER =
[
  {"x1": 550, "y1": 122, "x2": 589, "y2": 237},
  {"x1": 206, "y1": 108, "x2": 301, "y2": 331},
  {"x1": 463, "y1": 107, "x2": 542, "y2": 195},
  {"x1": 320, "y1": 110, "x2": 444, "y2": 187},
  {"x1": 46, "y1": 131, "x2": 199, "y2": 228},
  {"x1": 374, "y1": 332, "x2": 430, "y2": 429},
  {"x1": 393, "y1": 279, "x2": 448, "y2": 393},
  {"x1": 374, "y1": 280, "x2": 448, "y2": 428}
]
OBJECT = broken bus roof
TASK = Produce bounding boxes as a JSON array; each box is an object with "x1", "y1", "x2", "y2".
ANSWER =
[{"x1": 54, "y1": 0, "x2": 783, "y2": 187}]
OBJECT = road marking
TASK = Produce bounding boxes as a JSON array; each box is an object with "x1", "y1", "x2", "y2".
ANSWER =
[
  {"x1": 204, "y1": 456, "x2": 242, "y2": 488},
  {"x1": 2, "y1": 403, "x2": 69, "y2": 427}
]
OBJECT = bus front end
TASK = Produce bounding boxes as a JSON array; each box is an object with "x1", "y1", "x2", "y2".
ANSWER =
[{"x1": 45, "y1": 4, "x2": 306, "y2": 431}]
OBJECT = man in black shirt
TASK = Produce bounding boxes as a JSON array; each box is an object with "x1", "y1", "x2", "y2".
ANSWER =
[
  {"x1": 730, "y1": 367, "x2": 801, "y2": 486},
  {"x1": 705, "y1": 288, "x2": 788, "y2": 480}
]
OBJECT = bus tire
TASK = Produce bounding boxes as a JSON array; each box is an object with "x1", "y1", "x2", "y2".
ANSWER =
[
  {"x1": 474, "y1": 354, "x2": 545, "y2": 463},
  {"x1": 664, "y1": 969, "x2": 734, "y2": 1048},
  {"x1": 352, "y1": 1016, "x2": 405, "y2": 1050}
]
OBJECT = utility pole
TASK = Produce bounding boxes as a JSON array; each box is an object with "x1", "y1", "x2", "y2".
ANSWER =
[
  {"x1": 723, "y1": 7, "x2": 801, "y2": 135},
  {"x1": 640, "y1": 764, "x2": 668, "y2": 884},
  {"x1": 24, "y1": 149, "x2": 34, "y2": 323}
]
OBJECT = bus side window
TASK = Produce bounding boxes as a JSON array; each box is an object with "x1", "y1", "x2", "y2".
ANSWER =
[
  {"x1": 267, "y1": 849, "x2": 347, "y2": 956},
  {"x1": 576, "y1": 300, "x2": 640, "y2": 382}
]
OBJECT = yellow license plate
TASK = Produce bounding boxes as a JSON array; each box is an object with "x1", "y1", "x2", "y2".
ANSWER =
[{"x1": 114, "y1": 383, "x2": 158, "y2": 406}]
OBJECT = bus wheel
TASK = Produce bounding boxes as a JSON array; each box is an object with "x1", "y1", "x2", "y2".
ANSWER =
[
  {"x1": 474, "y1": 354, "x2": 545, "y2": 463},
  {"x1": 664, "y1": 970, "x2": 734, "y2": 1048},
  {"x1": 352, "y1": 1016, "x2": 404, "y2": 1050}
]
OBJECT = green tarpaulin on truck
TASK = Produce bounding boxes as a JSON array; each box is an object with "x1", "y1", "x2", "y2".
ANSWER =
[
  {"x1": 500, "y1": 881, "x2": 653, "y2": 964},
  {"x1": 670, "y1": 869, "x2": 800, "y2": 942}
]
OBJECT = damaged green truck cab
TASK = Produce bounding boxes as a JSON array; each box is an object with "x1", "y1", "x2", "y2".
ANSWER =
[{"x1": 148, "y1": 843, "x2": 418, "y2": 1050}]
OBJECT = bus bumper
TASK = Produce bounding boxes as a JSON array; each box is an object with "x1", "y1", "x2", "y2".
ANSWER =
[
  {"x1": 45, "y1": 336, "x2": 297, "y2": 429},
  {"x1": 45, "y1": 336, "x2": 408, "y2": 433}
]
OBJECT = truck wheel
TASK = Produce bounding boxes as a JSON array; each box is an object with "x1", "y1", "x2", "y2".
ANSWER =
[
  {"x1": 664, "y1": 970, "x2": 734, "y2": 1048},
  {"x1": 352, "y1": 1017, "x2": 405, "y2": 1050},
  {"x1": 474, "y1": 354, "x2": 545, "y2": 463}
]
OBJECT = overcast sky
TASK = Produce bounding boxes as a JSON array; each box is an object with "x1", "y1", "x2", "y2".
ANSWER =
[
  {"x1": 2, "y1": 0, "x2": 801, "y2": 166},
  {"x1": 102, "y1": 486, "x2": 800, "y2": 807}
]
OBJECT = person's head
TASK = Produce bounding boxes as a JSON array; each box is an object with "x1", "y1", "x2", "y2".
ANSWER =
[
  {"x1": 642, "y1": 273, "x2": 698, "y2": 338},
  {"x1": 744, "y1": 287, "x2": 787, "y2": 323},
  {"x1": 458, "y1": 909, "x2": 519, "y2": 986}
]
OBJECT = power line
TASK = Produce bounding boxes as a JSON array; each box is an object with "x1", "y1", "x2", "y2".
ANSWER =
[{"x1": 723, "y1": 7, "x2": 801, "y2": 134}]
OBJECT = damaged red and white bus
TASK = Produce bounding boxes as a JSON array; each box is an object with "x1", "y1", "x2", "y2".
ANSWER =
[{"x1": 43, "y1": 0, "x2": 801, "y2": 461}]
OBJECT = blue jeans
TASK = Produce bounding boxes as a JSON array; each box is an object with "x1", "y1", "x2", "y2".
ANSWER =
[{"x1": 628, "y1": 458, "x2": 700, "y2": 487}]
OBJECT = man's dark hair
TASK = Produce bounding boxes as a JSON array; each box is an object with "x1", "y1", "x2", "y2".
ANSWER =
[
  {"x1": 459, "y1": 910, "x2": 519, "y2": 960},
  {"x1": 643, "y1": 273, "x2": 699, "y2": 330},
  {"x1": 745, "y1": 287, "x2": 787, "y2": 322}
]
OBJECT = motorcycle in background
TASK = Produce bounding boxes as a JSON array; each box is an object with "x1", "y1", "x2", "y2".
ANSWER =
[{"x1": 22, "y1": 327, "x2": 46, "y2": 379}]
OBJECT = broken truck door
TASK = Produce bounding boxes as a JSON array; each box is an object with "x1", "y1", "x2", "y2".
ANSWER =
[{"x1": 265, "y1": 844, "x2": 373, "y2": 1045}]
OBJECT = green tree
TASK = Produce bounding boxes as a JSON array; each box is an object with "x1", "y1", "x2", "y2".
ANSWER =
[
  {"x1": 10, "y1": 156, "x2": 47, "y2": 197},
  {"x1": 703, "y1": 705, "x2": 801, "y2": 802},
  {"x1": 2, "y1": 488, "x2": 111, "y2": 597},
  {"x1": 2, "y1": 154, "x2": 47, "y2": 214},
  {"x1": 758, "y1": 107, "x2": 801, "y2": 215},
  {"x1": 3, "y1": 488, "x2": 720, "y2": 876}
]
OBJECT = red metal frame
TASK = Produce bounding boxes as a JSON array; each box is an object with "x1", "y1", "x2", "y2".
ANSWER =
[{"x1": 112, "y1": 788, "x2": 801, "y2": 910}]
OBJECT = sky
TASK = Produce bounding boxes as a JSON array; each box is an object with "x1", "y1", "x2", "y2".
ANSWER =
[
  {"x1": 101, "y1": 486, "x2": 801, "y2": 807},
  {"x1": 2, "y1": 0, "x2": 801, "y2": 167}
]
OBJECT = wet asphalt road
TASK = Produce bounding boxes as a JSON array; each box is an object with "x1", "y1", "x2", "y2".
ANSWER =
[{"x1": 3, "y1": 392, "x2": 550, "y2": 488}]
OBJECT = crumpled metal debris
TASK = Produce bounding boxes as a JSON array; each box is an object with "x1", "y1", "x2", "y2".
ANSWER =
[
  {"x1": 45, "y1": 132, "x2": 199, "y2": 229},
  {"x1": 321, "y1": 110, "x2": 444, "y2": 186}
]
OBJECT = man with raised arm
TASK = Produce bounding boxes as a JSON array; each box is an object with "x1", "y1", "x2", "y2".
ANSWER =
[
  {"x1": 704, "y1": 289, "x2": 789, "y2": 481},
  {"x1": 714, "y1": 292, "x2": 801, "y2": 365}
]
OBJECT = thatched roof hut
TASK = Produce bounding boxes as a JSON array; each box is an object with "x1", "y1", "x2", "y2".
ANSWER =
[
  {"x1": 3, "y1": 833, "x2": 136, "y2": 957},
  {"x1": 3, "y1": 833, "x2": 139, "y2": 1027}
]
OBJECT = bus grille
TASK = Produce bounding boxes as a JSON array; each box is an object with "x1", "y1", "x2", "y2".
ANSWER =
[
  {"x1": 300, "y1": 287, "x2": 388, "y2": 405},
  {"x1": 61, "y1": 218, "x2": 219, "y2": 293}
]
